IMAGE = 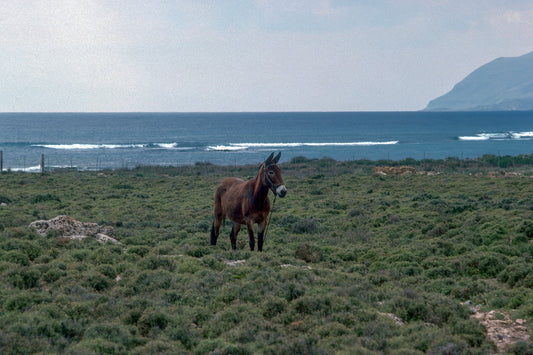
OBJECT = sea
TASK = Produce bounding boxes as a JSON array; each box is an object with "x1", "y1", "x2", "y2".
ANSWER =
[{"x1": 0, "y1": 111, "x2": 532, "y2": 172}]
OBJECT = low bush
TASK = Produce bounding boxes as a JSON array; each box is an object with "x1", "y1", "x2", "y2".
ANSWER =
[
  {"x1": 294, "y1": 242, "x2": 322, "y2": 263},
  {"x1": 292, "y1": 218, "x2": 321, "y2": 234},
  {"x1": 31, "y1": 194, "x2": 61, "y2": 203}
]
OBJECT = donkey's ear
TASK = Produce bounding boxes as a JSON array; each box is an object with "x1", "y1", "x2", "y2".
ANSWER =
[
  {"x1": 264, "y1": 152, "x2": 275, "y2": 165},
  {"x1": 272, "y1": 152, "x2": 281, "y2": 164}
]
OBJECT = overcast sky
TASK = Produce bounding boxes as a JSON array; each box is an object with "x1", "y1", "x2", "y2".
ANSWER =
[{"x1": 1, "y1": 0, "x2": 533, "y2": 112}]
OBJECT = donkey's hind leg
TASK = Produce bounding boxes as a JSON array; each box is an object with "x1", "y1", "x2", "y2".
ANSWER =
[
  {"x1": 246, "y1": 221, "x2": 255, "y2": 251},
  {"x1": 210, "y1": 222, "x2": 218, "y2": 245},
  {"x1": 211, "y1": 210, "x2": 224, "y2": 246},
  {"x1": 211, "y1": 198, "x2": 226, "y2": 245},
  {"x1": 211, "y1": 189, "x2": 225, "y2": 246}
]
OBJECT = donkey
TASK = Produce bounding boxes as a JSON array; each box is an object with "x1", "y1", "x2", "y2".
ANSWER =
[{"x1": 210, "y1": 152, "x2": 287, "y2": 251}]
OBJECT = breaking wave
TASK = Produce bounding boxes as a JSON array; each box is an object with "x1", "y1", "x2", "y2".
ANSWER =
[
  {"x1": 207, "y1": 141, "x2": 399, "y2": 151},
  {"x1": 31, "y1": 143, "x2": 191, "y2": 150},
  {"x1": 458, "y1": 131, "x2": 533, "y2": 141}
]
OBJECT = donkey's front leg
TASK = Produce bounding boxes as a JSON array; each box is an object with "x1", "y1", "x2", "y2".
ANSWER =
[
  {"x1": 246, "y1": 221, "x2": 255, "y2": 251},
  {"x1": 257, "y1": 221, "x2": 266, "y2": 252}
]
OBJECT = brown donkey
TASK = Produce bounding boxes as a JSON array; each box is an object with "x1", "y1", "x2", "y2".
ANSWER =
[{"x1": 211, "y1": 152, "x2": 287, "y2": 251}]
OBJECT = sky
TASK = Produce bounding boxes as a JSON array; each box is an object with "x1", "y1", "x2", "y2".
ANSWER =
[{"x1": 1, "y1": 0, "x2": 533, "y2": 112}]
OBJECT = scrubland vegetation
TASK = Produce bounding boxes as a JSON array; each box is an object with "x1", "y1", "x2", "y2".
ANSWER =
[{"x1": 1, "y1": 156, "x2": 533, "y2": 354}]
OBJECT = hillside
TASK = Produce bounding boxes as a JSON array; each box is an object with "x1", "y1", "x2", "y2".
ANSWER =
[
  {"x1": 0, "y1": 158, "x2": 533, "y2": 353},
  {"x1": 425, "y1": 51, "x2": 533, "y2": 111}
]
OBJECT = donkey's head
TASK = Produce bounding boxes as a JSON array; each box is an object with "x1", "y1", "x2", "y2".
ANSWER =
[{"x1": 262, "y1": 152, "x2": 287, "y2": 197}]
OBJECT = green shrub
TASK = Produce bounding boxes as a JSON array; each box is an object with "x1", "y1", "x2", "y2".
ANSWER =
[
  {"x1": 83, "y1": 272, "x2": 111, "y2": 292},
  {"x1": 130, "y1": 270, "x2": 174, "y2": 294},
  {"x1": 8, "y1": 268, "x2": 41, "y2": 289},
  {"x1": 290, "y1": 156, "x2": 311, "y2": 164},
  {"x1": 204, "y1": 304, "x2": 261, "y2": 339},
  {"x1": 450, "y1": 318, "x2": 487, "y2": 347},
  {"x1": 4, "y1": 250, "x2": 30, "y2": 266},
  {"x1": 112, "y1": 183, "x2": 134, "y2": 190},
  {"x1": 69, "y1": 249, "x2": 89, "y2": 262},
  {"x1": 97, "y1": 264, "x2": 117, "y2": 279},
  {"x1": 139, "y1": 255, "x2": 177, "y2": 272},
  {"x1": 293, "y1": 295, "x2": 333, "y2": 315},
  {"x1": 462, "y1": 252, "x2": 508, "y2": 277},
  {"x1": 267, "y1": 335, "x2": 321, "y2": 355},
  {"x1": 128, "y1": 246, "x2": 150, "y2": 257},
  {"x1": 31, "y1": 194, "x2": 61, "y2": 203},
  {"x1": 67, "y1": 338, "x2": 129, "y2": 354},
  {"x1": 130, "y1": 340, "x2": 187, "y2": 355},
  {"x1": 292, "y1": 218, "x2": 321, "y2": 234},
  {"x1": 498, "y1": 264, "x2": 533, "y2": 287},
  {"x1": 294, "y1": 243, "x2": 322, "y2": 263},
  {"x1": 389, "y1": 289, "x2": 468, "y2": 325},
  {"x1": 43, "y1": 267, "x2": 67, "y2": 283},
  {"x1": 279, "y1": 214, "x2": 299, "y2": 227},
  {"x1": 4, "y1": 291, "x2": 44, "y2": 311},
  {"x1": 518, "y1": 221, "x2": 533, "y2": 239},
  {"x1": 262, "y1": 297, "x2": 288, "y2": 319},
  {"x1": 167, "y1": 321, "x2": 200, "y2": 350},
  {"x1": 138, "y1": 312, "x2": 170, "y2": 336},
  {"x1": 507, "y1": 341, "x2": 533, "y2": 354}
]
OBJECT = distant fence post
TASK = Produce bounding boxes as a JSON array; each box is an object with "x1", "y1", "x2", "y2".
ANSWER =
[
  {"x1": 41, "y1": 154, "x2": 45, "y2": 174},
  {"x1": 0, "y1": 151, "x2": 3, "y2": 174}
]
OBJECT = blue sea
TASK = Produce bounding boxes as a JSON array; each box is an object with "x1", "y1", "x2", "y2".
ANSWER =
[{"x1": 0, "y1": 112, "x2": 532, "y2": 171}]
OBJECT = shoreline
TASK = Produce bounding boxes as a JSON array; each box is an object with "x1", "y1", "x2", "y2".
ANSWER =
[{"x1": 2, "y1": 153, "x2": 533, "y2": 176}]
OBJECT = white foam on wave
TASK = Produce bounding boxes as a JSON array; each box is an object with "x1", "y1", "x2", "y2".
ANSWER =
[
  {"x1": 34, "y1": 143, "x2": 145, "y2": 150},
  {"x1": 32, "y1": 142, "x2": 191, "y2": 150},
  {"x1": 9, "y1": 165, "x2": 43, "y2": 172},
  {"x1": 207, "y1": 145, "x2": 248, "y2": 151},
  {"x1": 458, "y1": 135, "x2": 491, "y2": 141},
  {"x1": 511, "y1": 131, "x2": 533, "y2": 139},
  {"x1": 9, "y1": 165, "x2": 76, "y2": 172},
  {"x1": 459, "y1": 131, "x2": 533, "y2": 141},
  {"x1": 154, "y1": 143, "x2": 178, "y2": 149},
  {"x1": 207, "y1": 141, "x2": 399, "y2": 151}
]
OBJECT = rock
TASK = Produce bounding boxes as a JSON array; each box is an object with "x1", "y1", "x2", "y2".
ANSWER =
[
  {"x1": 472, "y1": 309, "x2": 530, "y2": 353},
  {"x1": 223, "y1": 259, "x2": 246, "y2": 266},
  {"x1": 29, "y1": 215, "x2": 119, "y2": 245},
  {"x1": 373, "y1": 166, "x2": 416, "y2": 175},
  {"x1": 378, "y1": 312, "x2": 404, "y2": 326},
  {"x1": 461, "y1": 300, "x2": 482, "y2": 314},
  {"x1": 0, "y1": 202, "x2": 7, "y2": 207},
  {"x1": 280, "y1": 264, "x2": 312, "y2": 270}
]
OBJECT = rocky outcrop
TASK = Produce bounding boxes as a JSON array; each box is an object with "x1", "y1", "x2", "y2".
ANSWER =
[
  {"x1": 463, "y1": 301, "x2": 529, "y2": 353},
  {"x1": 373, "y1": 166, "x2": 416, "y2": 175},
  {"x1": 473, "y1": 310, "x2": 529, "y2": 353},
  {"x1": 29, "y1": 215, "x2": 120, "y2": 244}
]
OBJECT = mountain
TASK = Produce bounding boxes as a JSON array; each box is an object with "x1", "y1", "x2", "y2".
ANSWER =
[{"x1": 424, "y1": 51, "x2": 533, "y2": 111}]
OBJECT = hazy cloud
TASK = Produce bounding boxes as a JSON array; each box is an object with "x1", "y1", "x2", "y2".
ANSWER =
[{"x1": 1, "y1": 0, "x2": 532, "y2": 111}]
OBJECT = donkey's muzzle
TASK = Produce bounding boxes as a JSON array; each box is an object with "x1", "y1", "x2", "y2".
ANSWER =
[{"x1": 276, "y1": 185, "x2": 287, "y2": 198}]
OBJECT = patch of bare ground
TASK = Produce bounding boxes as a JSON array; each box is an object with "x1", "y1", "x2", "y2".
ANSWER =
[
  {"x1": 380, "y1": 302, "x2": 530, "y2": 353},
  {"x1": 470, "y1": 307, "x2": 530, "y2": 353}
]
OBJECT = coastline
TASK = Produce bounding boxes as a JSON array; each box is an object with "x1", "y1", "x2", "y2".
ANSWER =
[
  {"x1": 2, "y1": 111, "x2": 533, "y2": 171},
  {"x1": 2, "y1": 153, "x2": 533, "y2": 176}
]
